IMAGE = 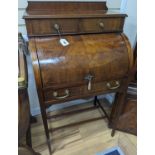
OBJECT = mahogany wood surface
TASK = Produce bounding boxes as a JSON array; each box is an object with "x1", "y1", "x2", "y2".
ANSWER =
[
  {"x1": 24, "y1": 1, "x2": 127, "y2": 18},
  {"x1": 26, "y1": 1, "x2": 108, "y2": 12},
  {"x1": 29, "y1": 33, "x2": 133, "y2": 106},
  {"x1": 34, "y1": 33, "x2": 131, "y2": 88},
  {"x1": 43, "y1": 79, "x2": 124, "y2": 105},
  {"x1": 26, "y1": 17, "x2": 125, "y2": 36}
]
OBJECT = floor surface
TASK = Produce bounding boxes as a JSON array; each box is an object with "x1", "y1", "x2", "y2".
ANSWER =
[{"x1": 31, "y1": 101, "x2": 137, "y2": 155}]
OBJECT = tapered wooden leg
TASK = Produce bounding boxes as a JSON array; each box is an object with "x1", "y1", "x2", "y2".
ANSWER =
[
  {"x1": 40, "y1": 108, "x2": 52, "y2": 154},
  {"x1": 30, "y1": 115, "x2": 37, "y2": 124},
  {"x1": 26, "y1": 124, "x2": 32, "y2": 147},
  {"x1": 109, "y1": 91, "x2": 127, "y2": 137},
  {"x1": 93, "y1": 96, "x2": 97, "y2": 106}
]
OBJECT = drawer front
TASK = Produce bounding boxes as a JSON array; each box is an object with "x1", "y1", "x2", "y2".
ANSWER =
[
  {"x1": 79, "y1": 17, "x2": 124, "y2": 33},
  {"x1": 29, "y1": 19, "x2": 78, "y2": 35},
  {"x1": 26, "y1": 17, "x2": 124, "y2": 36},
  {"x1": 43, "y1": 80, "x2": 122, "y2": 104}
]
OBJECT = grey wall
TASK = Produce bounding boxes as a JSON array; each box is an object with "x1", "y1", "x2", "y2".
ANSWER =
[{"x1": 121, "y1": 0, "x2": 137, "y2": 47}]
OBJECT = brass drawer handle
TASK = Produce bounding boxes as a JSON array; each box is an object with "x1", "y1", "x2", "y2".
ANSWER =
[
  {"x1": 106, "y1": 81, "x2": 120, "y2": 90},
  {"x1": 53, "y1": 89, "x2": 70, "y2": 99},
  {"x1": 99, "y1": 22, "x2": 105, "y2": 29},
  {"x1": 54, "y1": 23, "x2": 62, "y2": 37},
  {"x1": 54, "y1": 23, "x2": 60, "y2": 31}
]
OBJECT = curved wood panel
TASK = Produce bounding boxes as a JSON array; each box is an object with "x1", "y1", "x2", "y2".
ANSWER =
[{"x1": 32, "y1": 33, "x2": 131, "y2": 88}]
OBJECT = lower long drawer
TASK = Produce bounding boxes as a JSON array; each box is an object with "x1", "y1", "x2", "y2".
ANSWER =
[{"x1": 43, "y1": 79, "x2": 125, "y2": 105}]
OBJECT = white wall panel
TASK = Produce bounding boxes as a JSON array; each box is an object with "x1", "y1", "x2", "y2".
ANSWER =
[
  {"x1": 18, "y1": 0, "x2": 28, "y2": 8},
  {"x1": 107, "y1": 0, "x2": 122, "y2": 9},
  {"x1": 121, "y1": 0, "x2": 137, "y2": 47},
  {"x1": 18, "y1": 26, "x2": 27, "y2": 34},
  {"x1": 18, "y1": 10, "x2": 25, "y2": 25}
]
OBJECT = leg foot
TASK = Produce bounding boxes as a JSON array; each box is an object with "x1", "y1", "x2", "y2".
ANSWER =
[
  {"x1": 26, "y1": 124, "x2": 32, "y2": 147},
  {"x1": 41, "y1": 107, "x2": 52, "y2": 154},
  {"x1": 111, "y1": 129, "x2": 115, "y2": 137},
  {"x1": 93, "y1": 96, "x2": 97, "y2": 107},
  {"x1": 47, "y1": 139, "x2": 52, "y2": 155},
  {"x1": 30, "y1": 115, "x2": 37, "y2": 124}
]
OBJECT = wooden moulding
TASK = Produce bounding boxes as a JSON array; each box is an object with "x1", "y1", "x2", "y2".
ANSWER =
[
  {"x1": 23, "y1": 1, "x2": 126, "y2": 19},
  {"x1": 26, "y1": 1, "x2": 108, "y2": 12}
]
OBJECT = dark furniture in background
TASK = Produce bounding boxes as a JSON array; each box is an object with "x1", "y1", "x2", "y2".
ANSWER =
[
  {"x1": 23, "y1": 1, "x2": 134, "y2": 154},
  {"x1": 110, "y1": 43, "x2": 137, "y2": 136},
  {"x1": 18, "y1": 33, "x2": 41, "y2": 155}
]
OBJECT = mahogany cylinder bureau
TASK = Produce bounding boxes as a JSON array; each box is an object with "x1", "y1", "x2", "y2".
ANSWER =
[{"x1": 24, "y1": 1, "x2": 133, "y2": 154}]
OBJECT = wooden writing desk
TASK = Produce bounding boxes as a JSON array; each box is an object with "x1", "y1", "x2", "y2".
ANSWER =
[{"x1": 24, "y1": 1, "x2": 133, "y2": 154}]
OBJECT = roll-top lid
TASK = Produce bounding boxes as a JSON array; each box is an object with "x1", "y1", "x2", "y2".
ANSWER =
[{"x1": 31, "y1": 33, "x2": 132, "y2": 89}]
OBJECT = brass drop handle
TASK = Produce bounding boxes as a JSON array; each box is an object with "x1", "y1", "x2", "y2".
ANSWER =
[
  {"x1": 106, "y1": 81, "x2": 120, "y2": 90},
  {"x1": 54, "y1": 23, "x2": 62, "y2": 38},
  {"x1": 54, "y1": 24, "x2": 60, "y2": 31},
  {"x1": 84, "y1": 74, "x2": 94, "y2": 91},
  {"x1": 99, "y1": 22, "x2": 105, "y2": 29},
  {"x1": 53, "y1": 89, "x2": 70, "y2": 99}
]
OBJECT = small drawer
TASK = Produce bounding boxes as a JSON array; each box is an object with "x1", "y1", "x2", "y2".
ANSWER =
[
  {"x1": 26, "y1": 17, "x2": 124, "y2": 36},
  {"x1": 79, "y1": 17, "x2": 124, "y2": 33},
  {"x1": 29, "y1": 19, "x2": 78, "y2": 36},
  {"x1": 43, "y1": 80, "x2": 122, "y2": 104}
]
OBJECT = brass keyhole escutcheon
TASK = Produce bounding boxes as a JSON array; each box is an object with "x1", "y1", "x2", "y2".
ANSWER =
[{"x1": 84, "y1": 74, "x2": 94, "y2": 91}]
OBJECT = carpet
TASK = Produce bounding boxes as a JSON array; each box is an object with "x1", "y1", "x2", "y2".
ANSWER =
[{"x1": 96, "y1": 146, "x2": 125, "y2": 155}]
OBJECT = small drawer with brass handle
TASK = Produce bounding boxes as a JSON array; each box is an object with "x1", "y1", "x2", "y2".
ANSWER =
[
  {"x1": 28, "y1": 19, "x2": 79, "y2": 36},
  {"x1": 80, "y1": 18, "x2": 124, "y2": 33},
  {"x1": 53, "y1": 89, "x2": 70, "y2": 99},
  {"x1": 106, "y1": 81, "x2": 120, "y2": 90}
]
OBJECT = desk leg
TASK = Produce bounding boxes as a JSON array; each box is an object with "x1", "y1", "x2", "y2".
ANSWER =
[
  {"x1": 111, "y1": 129, "x2": 115, "y2": 137},
  {"x1": 93, "y1": 96, "x2": 97, "y2": 106},
  {"x1": 110, "y1": 92, "x2": 127, "y2": 137},
  {"x1": 94, "y1": 96, "x2": 110, "y2": 121},
  {"x1": 41, "y1": 108, "x2": 52, "y2": 155},
  {"x1": 26, "y1": 124, "x2": 32, "y2": 147}
]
